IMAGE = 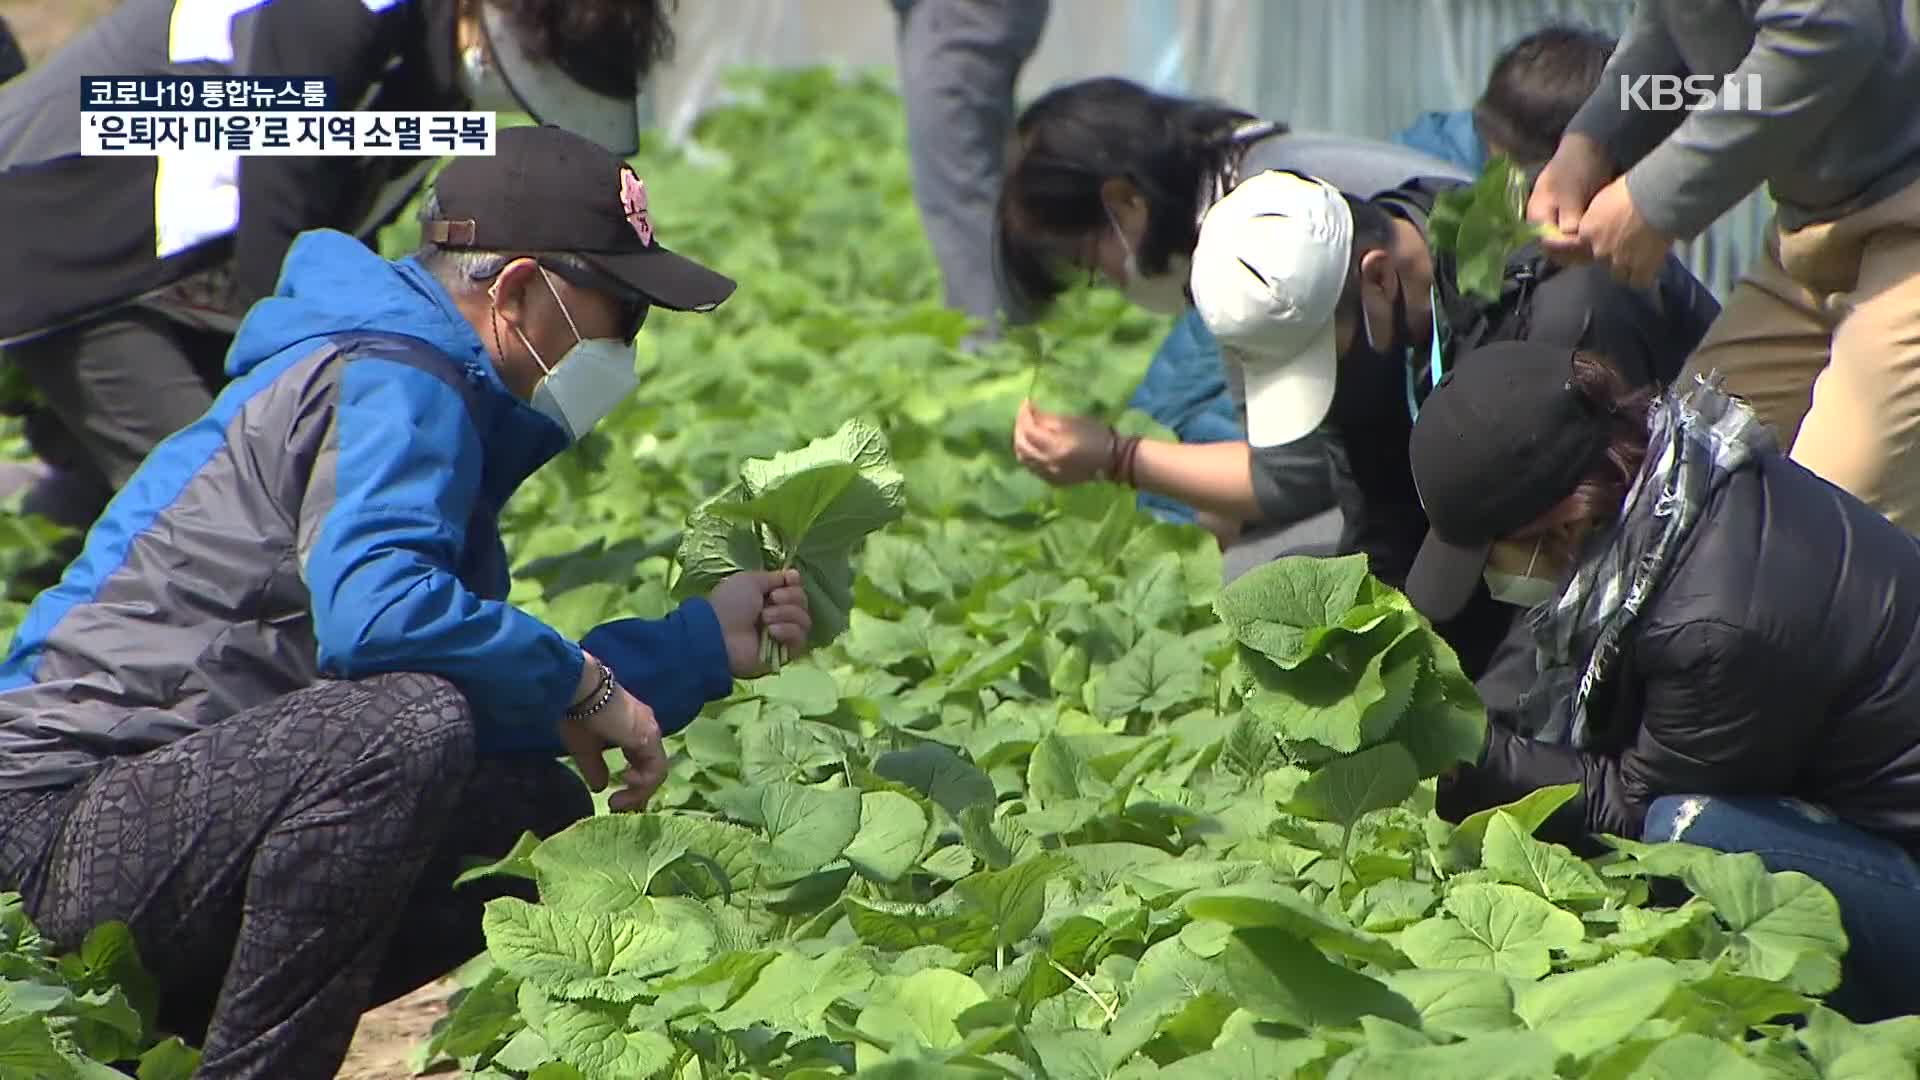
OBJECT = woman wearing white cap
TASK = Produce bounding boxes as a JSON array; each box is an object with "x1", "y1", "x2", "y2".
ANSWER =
[
  {"x1": 1405, "y1": 340, "x2": 1920, "y2": 1023},
  {"x1": 999, "y1": 88, "x2": 1717, "y2": 690},
  {"x1": 996, "y1": 76, "x2": 1471, "y2": 559}
]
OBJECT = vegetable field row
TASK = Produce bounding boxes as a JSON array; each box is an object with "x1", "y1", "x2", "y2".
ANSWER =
[{"x1": 0, "y1": 69, "x2": 1912, "y2": 1080}]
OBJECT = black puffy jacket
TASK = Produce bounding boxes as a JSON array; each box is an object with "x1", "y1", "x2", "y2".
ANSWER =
[{"x1": 1445, "y1": 451, "x2": 1920, "y2": 852}]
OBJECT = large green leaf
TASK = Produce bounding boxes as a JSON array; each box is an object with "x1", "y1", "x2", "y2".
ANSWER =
[
  {"x1": 1397, "y1": 883, "x2": 1586, "y2": 980},
  {"x1": 1220, "y1": 927, "x2": 1421, "y2": 1030},
  {"x1": 1514, "y1": 956, "x2": 1682, "y2": 1059},
  {"x1": 0, "y1": 1015, "x2": 67, "y2": 1079},
  {"x1": 1213, "y1": 554, "x2": 1370, "y2": 667},
  {"x1": 1095, "y1": 629, "x2": 1209, "y2": 719},
  {"x1": 529, "y1": 816, "x2": 714, "y2": 910},
  {"x1": 851, "y1": 969, "x2": 989, "y2": 1072},
  {"x1": 1681, "y1": 852, "x2": 1847, "y2": 994},
  {"x1": 1480, "y1": 811, "x2": 1612, "y2": 903},
  {"x1": 755, "y1": 781, "x2": 864, "y2": 874},
  {"x1": 1183, "y1": 882, "x2": 1404, "y2": 967},
  {"x1": 1336, "y1": 1029, "x2": 1565, "y2": 1079},
  {"x1": 1429, "y1": 156, "x2": 1551, "y2": 302},
  {"x1": 872, "y1": 744, "x2": 997, "y2": 819},
  {"x1": 706, "y1": 947, "x2": 878, "y2": 1037},
  {"x1": 481, "y1": 899, "x2": 715, "y2": 1002},
  {"x1": 1289, "y1": 742, "x2": 1421, "y2": 828},
  {"x1": 518, "y1": 984, "x2": 675, "y2": 1080},
  {"x1": 1378, "y1": 968, "x2": 1518, "y2": 1038},
  {"x1": 954, "y1": 855, "x2": 1067, "y2": 954},
  {"x1": 844, "y1": 790, "x2": 932, "y2": 884},
  {"x1": 675, "y1": 418, "x2": 906, "y2": 645}
]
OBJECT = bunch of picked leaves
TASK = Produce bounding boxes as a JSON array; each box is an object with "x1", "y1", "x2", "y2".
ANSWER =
[
  {"x1": 1216, "y1": 555, "x2": 1488, "y2": 886},
  {"x1": 673, "y1": 418, "x2": 906, "y2": 671},
  {"x1": 1427, "y1": 155, "x2": 1566, "y2": 303}
]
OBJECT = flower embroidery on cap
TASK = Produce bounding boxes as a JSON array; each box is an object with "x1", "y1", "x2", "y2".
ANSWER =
[{"x1": 620, "y1": 167, "x2": 654, "y2": 247}]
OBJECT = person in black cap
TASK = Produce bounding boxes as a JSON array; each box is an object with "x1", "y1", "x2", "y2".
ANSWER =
[
  {"x1": 0, "y1": 124, "x2": 811, "y2": 1076},
  {"x1": 1407, "y1": 340, "x2": 1920, "y2": 1022}
]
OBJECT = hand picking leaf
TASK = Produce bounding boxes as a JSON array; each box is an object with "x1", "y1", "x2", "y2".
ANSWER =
[
  {"x1": 674, "y1": 418, "x2": 907, "y2": 669},
  {"x1": 1428, "y1": 156, "x2": 1559, "y2": 304}
]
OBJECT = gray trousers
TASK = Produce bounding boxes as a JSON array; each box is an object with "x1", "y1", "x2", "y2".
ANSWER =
[
  {"x1": 7, "y1": 308, "x2": 231, "y2": 494},
  {"x1": 896, "y1": 0, "x2": 1050, "y2": 337}
]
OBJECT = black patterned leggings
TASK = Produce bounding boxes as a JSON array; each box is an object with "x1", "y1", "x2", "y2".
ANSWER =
[{"x1": 0, "y1": 672, "x2": 591, "y2": 1079}]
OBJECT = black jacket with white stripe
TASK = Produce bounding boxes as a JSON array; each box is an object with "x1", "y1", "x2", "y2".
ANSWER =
[{"x1": 0, "y1": 0, "x2": 461, "y2": 345}]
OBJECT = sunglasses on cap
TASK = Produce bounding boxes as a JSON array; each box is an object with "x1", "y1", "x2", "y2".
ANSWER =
[{"x1": 469, "y1": 255, "x2": 650, "y2": 342}]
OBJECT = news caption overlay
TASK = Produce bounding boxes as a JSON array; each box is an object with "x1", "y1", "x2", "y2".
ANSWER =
[{"x1": 80, "y1": 76, "x2": 495, "y2": 156}]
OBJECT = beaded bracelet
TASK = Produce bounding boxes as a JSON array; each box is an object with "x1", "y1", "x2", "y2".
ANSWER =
[
  {"x1": 566, "y1": 660, "x2": 617, "y2": 722},
  {"x1": 1105, "y1": 428, "x2": 1144, "y2": 488}
]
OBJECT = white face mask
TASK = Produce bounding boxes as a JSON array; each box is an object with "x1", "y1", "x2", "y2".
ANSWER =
[
  {"x1": 459, "y1": 42, "x2": 522, "y2": 113},
  {"x1": 1108, "y1": 207, "x2": 1190, "y2": 315},
  {"x1": 508, "y1": 267, "x2": 639, "y2": 442},
  {"x1": 1483, "y1": 537, "x2": 1560, "y2": 610}
]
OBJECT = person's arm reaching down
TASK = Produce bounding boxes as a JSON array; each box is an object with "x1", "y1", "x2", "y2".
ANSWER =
[
  {"x1": 579, "y1": 603, "x2": 735, "y2": 737},
  {"x1": 1622, "y1": 0, "x2": 1889, "y2": 238},
  {"x1": 302, "y1": 357, "x2": 584, "y2": 754},
  {"x1": 1442, "y1": 618, "x2": 1808, "y2": 847}
]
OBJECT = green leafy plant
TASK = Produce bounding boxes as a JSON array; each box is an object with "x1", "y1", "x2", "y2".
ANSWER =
[
  {"x1": 0, "y1": 66, "x2": 1907, "y2": 1080},
  {"x1": 1214, "y1": 554, "x2": 1486, "y2": 893},
  {"x1": 1427, "y1": 155, "x2": 1568, "y2": 303},
  {"x1": 0, "y1": 893, "x2": 199, "y2": 1080}
]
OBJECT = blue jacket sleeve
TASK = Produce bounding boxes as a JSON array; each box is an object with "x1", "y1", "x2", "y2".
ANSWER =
[
  {"x1": 305, "y1": 358, "x2": 584, "y2": 754},
  {"x1": 1391, "y1": 110, "x2": 1487, "y2": 174},
  {"x1": 581, "y1": 599, "x2": 735, "y2": 736}
]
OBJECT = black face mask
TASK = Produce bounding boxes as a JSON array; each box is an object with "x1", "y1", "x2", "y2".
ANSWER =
[{"x1": 1328, "y1": 283, "x2": 1416, "y2": 430}]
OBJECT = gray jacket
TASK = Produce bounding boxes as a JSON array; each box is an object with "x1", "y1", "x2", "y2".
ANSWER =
[{"x1": 1567, "y1": 0, "x2": 1920, "y2": 236}]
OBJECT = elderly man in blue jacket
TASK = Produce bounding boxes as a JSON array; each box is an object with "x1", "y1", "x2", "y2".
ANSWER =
[{"x1": 0, "y1": 124, "x2": 810, "y2": 1079}]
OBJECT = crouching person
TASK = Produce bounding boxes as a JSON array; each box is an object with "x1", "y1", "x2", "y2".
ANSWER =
[
  {"x1": 1406, "y1": 341, "x2": 1920, "y2": 1022},
  {"x1": 0, "y1": 125, "x2": 812, "y2": 1079}
]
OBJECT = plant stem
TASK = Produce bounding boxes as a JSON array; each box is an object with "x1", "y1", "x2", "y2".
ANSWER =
[
  {"x1": 1334, "y1": 818, "x2": 1357, "y2": 900},
  {"x1": 1050, "y1": 960, "x2": 1118, "y2": 1025}
]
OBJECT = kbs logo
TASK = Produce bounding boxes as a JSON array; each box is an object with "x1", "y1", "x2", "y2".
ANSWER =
[{"x1": 1618, "y1": 73, "x2": 1765, "y2": 113}]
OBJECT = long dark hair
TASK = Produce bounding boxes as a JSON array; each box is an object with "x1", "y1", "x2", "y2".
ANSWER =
[
  {"x1": 995, "y1": 77, "x2": 1277, "y2": 314},
  {"x1": 489, "y1": 0, "x2": 678, "y2": 99},
  {"x1": 1561, "y1": 350, "x2": 1657, "y2": 528}
]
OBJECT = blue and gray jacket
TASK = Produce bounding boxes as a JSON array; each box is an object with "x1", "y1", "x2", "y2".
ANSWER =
[{"x1": 0, "y1": 229, "x2": 733, "y2": 791}]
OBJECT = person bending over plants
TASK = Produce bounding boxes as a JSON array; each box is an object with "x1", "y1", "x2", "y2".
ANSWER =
[
  {"x1": 1530, "y1": 1, "x2": 1920, "y2": 537},
  {"x1": 1408, "y1": 340, "x2": 1920, "y2": 1023},
  {"x1": 0, "y1": 126, "x2": 811, "y2": 1080},
  {"x1": 1393, "y1": 21, "x2": 1619, "y2": 173},
  {"x1": 994, "y1": 76, "x2": 1472, "y2": 554},
  {"x1": 1006, "y1": 138, "x2": 1717, "y2": 700}
]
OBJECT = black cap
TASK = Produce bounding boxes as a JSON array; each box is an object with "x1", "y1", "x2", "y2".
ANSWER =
[
  {"x1": 423, "y1": 125, "x2": 736, "y2": 313},
  {"x1": 1405, "y1": 340, "x2": 1610, "y2": 622}
]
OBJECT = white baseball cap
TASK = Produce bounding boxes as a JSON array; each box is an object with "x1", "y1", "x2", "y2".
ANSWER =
[{"x1": 1189, "y1": 170, "x2": 1354, "y2": 449}]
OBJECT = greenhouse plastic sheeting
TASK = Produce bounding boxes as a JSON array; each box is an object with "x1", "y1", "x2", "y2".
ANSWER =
[{"x1": 641, "y1": 0, "x2": 1769, "y2": 301}]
